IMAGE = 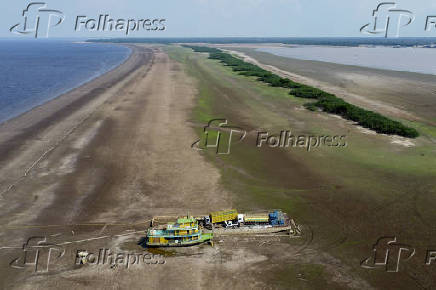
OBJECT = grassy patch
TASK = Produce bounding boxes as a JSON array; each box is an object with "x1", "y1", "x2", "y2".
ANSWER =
[
  {"x1": 167, "y1": 45, "x2": 436, "y2": 289},
  {"x1": 184, "y1": 46, "x2": 419, "y2": 138},
  {"x1": 270, "y1": 263, "x2": 348, "y2": 290}
]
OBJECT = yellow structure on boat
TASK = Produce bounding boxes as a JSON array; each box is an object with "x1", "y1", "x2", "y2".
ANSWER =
[{"x1": 146, "y1": 217, "x2": 213, "y2": 247}]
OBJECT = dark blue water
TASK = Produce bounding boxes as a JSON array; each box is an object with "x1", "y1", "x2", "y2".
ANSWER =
[{"x1": 0, "y1": 40, "x2": 131, "y2": 123}]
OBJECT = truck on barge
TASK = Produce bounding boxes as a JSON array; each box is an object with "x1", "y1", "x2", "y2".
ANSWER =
[{"x1": 145, "y1": 209, "x2": 299, "y2": 247}]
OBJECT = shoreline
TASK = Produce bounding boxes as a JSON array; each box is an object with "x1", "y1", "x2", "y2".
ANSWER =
[
  {"x1": 0, "y1": 43, "x2": 153, "y2": 188},
  {"x1": 0, "y1": 42, "x2": 132, "y2": 126},
  {"x1": 0, "y1": 43, "x2": 155, "y2": 229},
  {"x1": 0, "y1": 44, "x2": 144, "y2": 163},
  {"x1": 0, "y1": 44, "x2": 434, "y2": 289},
  {"x1": 256, "y1": 45, "x2": 436, "y2": 76},
  {"x1": 218, "y1": 45, "x2": 436, "y2": 127}
]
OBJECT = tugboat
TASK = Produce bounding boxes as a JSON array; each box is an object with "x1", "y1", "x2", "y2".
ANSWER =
[{"x1": 146, "y1": 216, "x2": 213, "y2": 247}]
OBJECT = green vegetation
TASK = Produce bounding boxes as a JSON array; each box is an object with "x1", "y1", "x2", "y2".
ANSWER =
[
  {"x1": 167, "y1": 46, "x2": 436, "y2": 289},
  {"x1": 184, "y1": 45, "x2": 419, "y2": 138},
  {"x1": 183, "y1": 46, "x2": 221, "y2": 53},
  {"x1": 308, "y1": 94, "x2": 420, "y2": 138}
]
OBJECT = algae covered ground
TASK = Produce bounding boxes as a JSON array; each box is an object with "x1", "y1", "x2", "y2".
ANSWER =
[{"x1": 166, "y1": 45, "x2": 436, "y2": 289}]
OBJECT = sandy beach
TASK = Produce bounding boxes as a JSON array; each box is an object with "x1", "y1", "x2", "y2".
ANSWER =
[
  {"x1": 0, "y1": 43, "x2": 434, "y2": 289},
  {"x1": 0, "y1": 44, "x2": 237, "y2": 289}
]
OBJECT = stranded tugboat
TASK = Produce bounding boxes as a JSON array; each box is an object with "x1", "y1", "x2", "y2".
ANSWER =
[{"x1": 146, "y1": 216, "x2": 213, "y2": 247}]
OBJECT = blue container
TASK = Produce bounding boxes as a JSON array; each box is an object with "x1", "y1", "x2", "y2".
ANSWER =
[
  {"x1": 269, "y1": 211, "x2": 279, "y2": 219},
  {"x1": 269, "y1": 211, "x2": 285, "y2": 226}
]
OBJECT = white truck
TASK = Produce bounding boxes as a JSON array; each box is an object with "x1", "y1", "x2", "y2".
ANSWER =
[{"x1": 224, "y1": 214, "x2": 244, "y2": 228}]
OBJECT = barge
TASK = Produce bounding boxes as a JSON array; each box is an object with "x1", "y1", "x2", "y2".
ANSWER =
[{"x1": 146, "y1": 209, "x2": 300, "y2": 247}]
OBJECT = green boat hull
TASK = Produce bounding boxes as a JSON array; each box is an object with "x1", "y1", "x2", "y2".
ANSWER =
[{"x1": 146, "y1": 233, "x2": 213, "y2": 247}]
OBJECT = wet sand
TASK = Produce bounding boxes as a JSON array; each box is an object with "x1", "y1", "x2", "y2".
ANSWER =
[{"x1": 0, "y1": 44, "x2": 235, "y2": 289}]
